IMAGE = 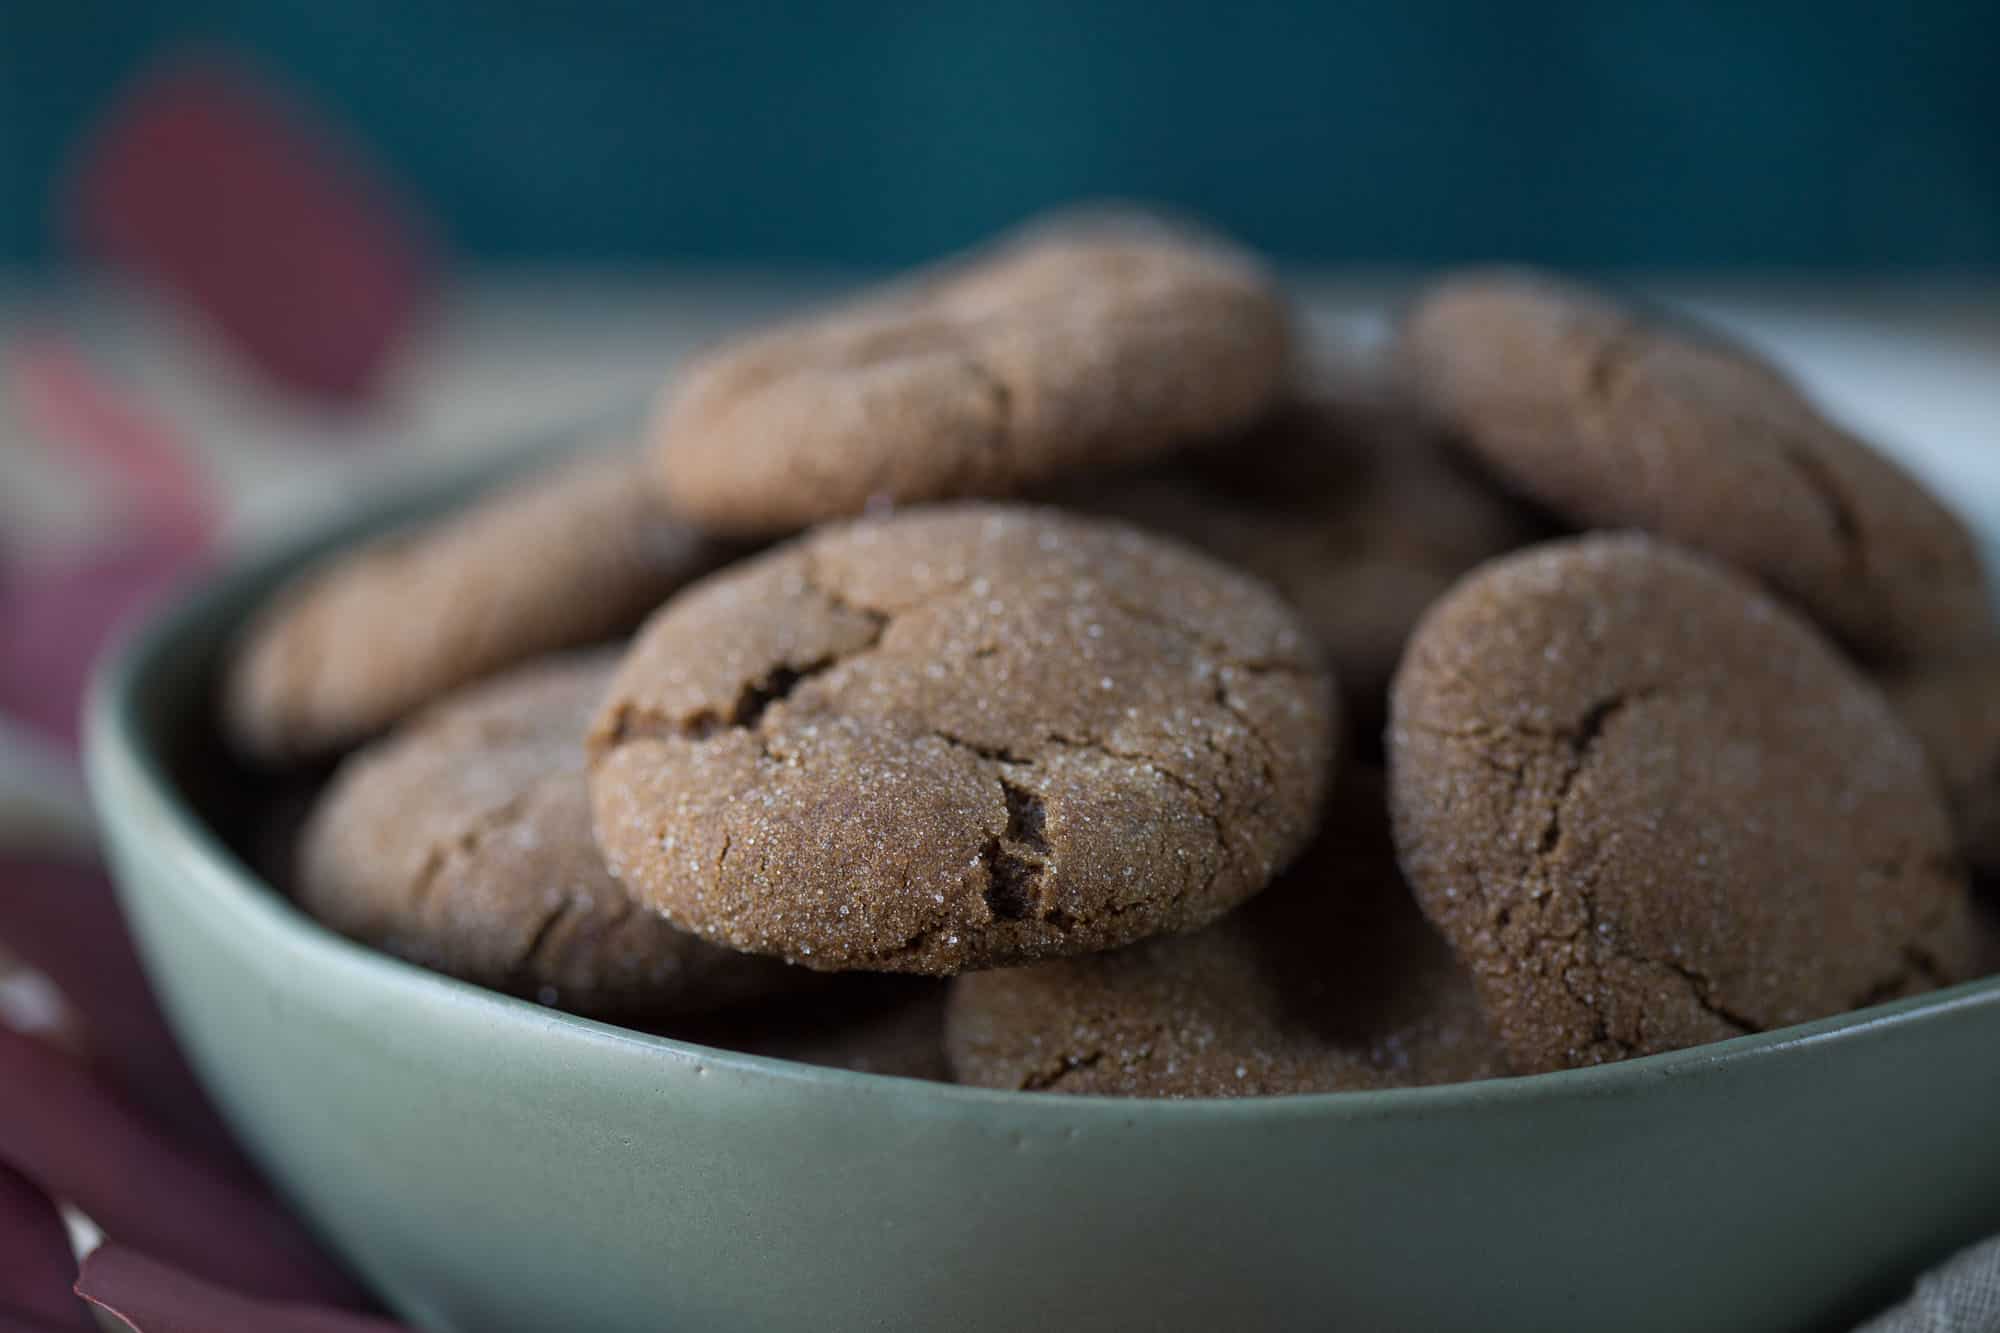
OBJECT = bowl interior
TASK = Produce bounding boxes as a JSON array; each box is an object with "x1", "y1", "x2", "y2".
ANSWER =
[
  {"x1": 91, "y1": 420, "x2": 2000, "y2": 1116},
  {"x1": 82, "y1": 411, "x2": 2000, "y2": 1333}
]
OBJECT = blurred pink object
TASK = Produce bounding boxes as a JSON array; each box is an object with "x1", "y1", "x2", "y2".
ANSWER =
[
  {"x1": 0, "y1": 858, "x2": 399, "y2": 1328},
  {"x1": 1, "y1": 337, "x2": 215, "y2": 749},
  {"x1": 77, "y1": 1247, "x2": 407, "y2": 1333},
  {"x1": 63, "y1": 48, "x2": 437, "y2": 404},
  {"x1": 0, "y1": 541, "x2": 209, "y2": 750},
  {"x1": 0, "y1": 1162, "x2": 85, "y2": 1328}
]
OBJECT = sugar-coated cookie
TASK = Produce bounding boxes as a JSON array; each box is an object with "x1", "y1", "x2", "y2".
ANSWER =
[
  {"x1": 651, "y1": 232, "x2": 1293, "y2": 535},
  {"x1": 227, "y1": 448, "x2": 727, "y2": 762},
  {"x1": 299, "y1": 652, "x2": 799, "y2": 1017},
  {"x1": 1389, "y1": 534, "x2": 1972, "y2": 1072},
  {"x1": 588, "y1": 504, "x2": 1335, "y2": 974},
  {"x1": 945, "y1": 772, "x2": 1506, "y2": 1097},
  {"x1": 1398, "y1": 271, "x2": 1990, "y2": 664}
]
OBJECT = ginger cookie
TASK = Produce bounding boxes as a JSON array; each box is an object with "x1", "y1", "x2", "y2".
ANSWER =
[
  {"x1": 945, "y1": 772, "x2": 1506, "y2": 1098},
  {"x1": 1886, "y1": 653, "x2": 2000, "y2": 875},
  {"x1": 650, "y1": 232, "x2": 1293, "y2": 536},
  {"x1": 1397, "y1": 271, "x2": 1991, "y2": 664},
  {"x1": 1389, "y1": 534, "x2": 1973, "y2": 1073},
  {"x1": 298, "y1": 652, "x2": 799, "y2": 1017},
  {"x1": 227, "y1": 448, "x2": 729, "y2": 763},
  {"x1": 1065, "y1": 384, "x2": 1541, "y2": 745},
  {"x1": 587, "y1": 504, "x2": 1335, "y2": 974}
]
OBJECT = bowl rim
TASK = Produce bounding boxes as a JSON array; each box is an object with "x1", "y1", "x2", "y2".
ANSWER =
[{"x1": 81, "y1": 427, "x2": 2000, "y2": 1125}]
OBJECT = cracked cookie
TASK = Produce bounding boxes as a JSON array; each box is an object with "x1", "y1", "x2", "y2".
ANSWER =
[
  {"x1": 1396, "y1": 270, "x2": 1991, "y2": 665},
  {"x1": 649, "y1": 231, "x2": 1294, "y2": 536},
  {"x1": 298, "y1": 651, "x2": 801, "y2": 1017},
  {"x1": 1388, "y1": 534, "x2": 1973, "y2": 1073},
  {"x1": 227, "y1": 447, "x2": 730, "y2": 763},
  {"x1": 1063, "y1": 383, "x2": 1543, "y2": 747},
  {"x1": 587, "y1": 504, "x2": 1335, "y2": 974},
  {"x1": 1886, "y1": 653, "x2": 2000, "y2": 876},
  {"x1": 944, "y1": 771, "x2": 1507, "y2": 1097}
]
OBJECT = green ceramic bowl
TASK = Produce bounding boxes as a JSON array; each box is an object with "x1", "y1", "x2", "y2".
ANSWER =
[{"x1": 85, "y1": 445, "x2": 2000, "y2": 1333}]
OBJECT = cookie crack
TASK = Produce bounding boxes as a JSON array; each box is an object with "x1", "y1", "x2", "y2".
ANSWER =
[
  {"x1": 1777, "y1": 441, "x2": 1866, "y2": 579},
  {"x1": 864, "y1": 917, "x2": 954, "y2": 968},
  {"x1": 1535, "y1": 688, "x2": 1657, "y2": 859},
  {"x1": 1853, "y1": 940, "x2": 1952, "y2": 1010},
  {"x1": 1543, "y1": 869, "x2": 1632, "y2": 1061},
  {"x1": 1212, "y1": 672, "x2": 1280, "y2": 813},
  {"x1": 1052, "y1": 729, "x2": 1234, "y2": 913},
  {"x1": 1021, "y1": 1048, "x2": 1102, "y2": 1092},
  {"x1": 979, "y1": 777, "x2": 1051, "y2": 921},
  {"x1": 1656, "y1": 958, "x2": 1757, "y2": 1035},
  {"x1": 513, "y1": 895, "x2": 583, "y2": 975},
  {"x1": 1577, "y1": 324, "x2": 1650, "y2": 413},
  {"x1": 1471, "y1": 687, "x2": 1660, "y2": 1063},
  {"x1": 925, "y1": 729, "x2": 1030, "y2": 766},
  {"x1": 797, "y1": 551, "x2": 900, "y2": 630},
  {"x1": 408, "y1": 788, "x2": 539, "y2": 912},
  {"x1": 599, "y1": 566, "x2": 894, "y2": 750},
  {"x1": 957, "y1": 351, "x2": 1015, "y2": 451},
  {"x1": 928, "y1": 725, "x2": 1231, "y2": 922}
]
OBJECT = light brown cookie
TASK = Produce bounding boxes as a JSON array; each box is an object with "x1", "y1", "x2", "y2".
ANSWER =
[
  {"x1": 1064, "y1": 384, "x2": 1542, "y2": 746},
  {"x1": 945, "y1": 772, "x2": 1507, "y2": 1097},
  {"x1": 1389, "y1": 534, "x2": 1973, "y2": 1073},
  {"x1": 650, "y1": 232, "x2": 1294, "y2": 535},
  {"x1": 298, "y1": 652, "x2": 799, "y2": 1017},
  {"x1": 1886, "y1": 654, "x2": 2000, "y2": 875},
  {"x1": 588, "y1": 504, "x2": 1335, "y2": 974},
  {"x1": 226, "y1": 448, "x2": 729, "y2": 763},
  {"x1": 1397, "y1": 270, "x2": 1991, "y2": 664}
]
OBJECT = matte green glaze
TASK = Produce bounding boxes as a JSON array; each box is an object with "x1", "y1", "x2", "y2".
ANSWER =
[{"x1": 85, "y1": 450, "x2": 2000, "y2": 1333}]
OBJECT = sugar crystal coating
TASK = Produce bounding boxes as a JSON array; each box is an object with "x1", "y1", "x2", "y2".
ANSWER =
[
  {"x1": 587, "y1": 503, "x2": 1336, "y2": 973},
  {"x1": 1389, "y1": 534, "x2": 1973, "y2": 1073},
  {"x1": 227, "y1": 447, "x2": 729, "y2": 762},
  {"x1": 1398, "y1": 270, "x2": 1992, "y2": 664},
  {"x1": 946, "y1": 771, "x2": 1506, "y2": 1097},
  {"x1": 299, "y1": 651, "x2": 801, "y2": 1016},
  {"x1": 651, "y1": 231, "x2": 1294, "y2": 535}
]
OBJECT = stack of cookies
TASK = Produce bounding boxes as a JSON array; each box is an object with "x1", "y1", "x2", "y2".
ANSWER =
[{"x1": 224, "y1": 210, "x2": 1999, "y2": 1096}]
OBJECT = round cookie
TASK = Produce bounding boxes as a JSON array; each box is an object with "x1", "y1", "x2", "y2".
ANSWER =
[
  {"x1": 1397, "y1": 270, "x2": 1991, "y2": 664},
  {"x1": 226, "y1": 448, "x2": 729, "y2": 763},
  {"x1": 1064, "y1": 384, "x2": 1542, "y2": 744},
  {"x1": 299, "y1": 651, "x2": 799, "y2": 1017},
  {"x1": 650, "y1": 232, "x2": 1294, "y2": 536},
  {"x1": 1389, "y1": 534, "x2": 1974, "y2": 1073},
  {"x1": 945, "y1": 772, "x2": 1507, "y2": 1097},
  {"x1": 1886, "y1": 654, "x2": 2000, "y2": 875},
  {"x1": 588, "y1": 504, "x2": 1335, "y2": 974}
]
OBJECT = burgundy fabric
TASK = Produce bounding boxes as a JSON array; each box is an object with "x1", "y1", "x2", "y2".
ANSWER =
[
  {"x1": 64, "y1": 49, "x2": 435, "y2": 403},
  {"x1": 0, "y1": 1164, "x2": 89, "y2": 1329},
  {"x1": 0, "y1": 1028, "x2": 367, "y2": 1310},
  {"x1": 77, "y1": 1247, "x2": 407, "y2": 1333},
  {"x1": 0, "y1": 860, "x2": 244, "y2": 1167}
]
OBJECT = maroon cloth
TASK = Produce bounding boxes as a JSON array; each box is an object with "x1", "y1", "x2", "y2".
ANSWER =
[
  {"x1": 0, "y1": 1163, "x2": 88, "y2": 1329},
  {"x1": 78, "y1": 1247, "x2": 407, "y2": 1333},
  {"x1": 0, "y1": 858, "x2": 401, "y2": 1327},
  {"x1": 64, "y1": 49, "x2": 435, "y2": 403}
]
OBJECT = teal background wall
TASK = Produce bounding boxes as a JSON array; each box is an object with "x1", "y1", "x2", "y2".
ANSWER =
[{"x1": 3, "y1": 1, "x2": 1996, "y2": 268}]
